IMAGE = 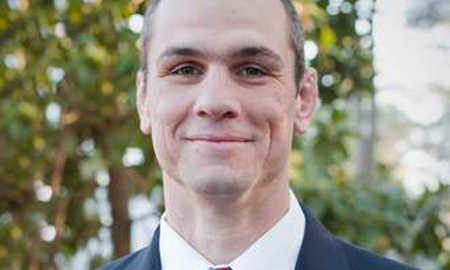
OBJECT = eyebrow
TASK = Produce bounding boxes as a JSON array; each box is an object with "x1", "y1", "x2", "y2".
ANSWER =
[
  {"x1": 159, "y1": 47, "x2": 204, "y2": 60},
  {"x1": 230, "y1": 46, "x2": 283, "y2": 64},
  {"x1": 157, "y1": 45, "x2": 284, "y2": 68}
]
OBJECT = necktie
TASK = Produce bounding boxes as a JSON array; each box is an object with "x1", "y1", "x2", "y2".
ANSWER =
[{"x1": 211, "y1": 267, "x2": 232, "y2": 270}]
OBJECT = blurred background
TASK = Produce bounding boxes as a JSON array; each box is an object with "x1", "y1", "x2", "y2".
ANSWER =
[{"x1": 0, "y1": 0, "x2": 449, "y2": 269}]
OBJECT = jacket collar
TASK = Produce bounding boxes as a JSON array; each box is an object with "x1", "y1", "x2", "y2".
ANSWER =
[
  {"x1": 147, "y1": 202, "x2": 350, "y2": 270},
  {"x1": 295, "y1": 203, "x2": 351, "y2": 270},
  {"x1": 148, "y1": 226, "x2": 162, "y2": 270}
]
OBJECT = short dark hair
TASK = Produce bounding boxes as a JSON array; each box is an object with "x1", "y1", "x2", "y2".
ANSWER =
[{"x1": 139, "y1": 0, "x2": 305, "y2": 83}]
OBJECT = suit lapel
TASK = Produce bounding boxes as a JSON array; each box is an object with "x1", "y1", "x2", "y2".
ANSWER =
[
  {"x1": 149, "y1": 204, "x2": 351, "y2": 270},
  {"x1": 295, "y1": 203, "x2": 351, "y2": 270},
  {"x1": 148, "y1": 227, "x2": 162, "y2": 270}
]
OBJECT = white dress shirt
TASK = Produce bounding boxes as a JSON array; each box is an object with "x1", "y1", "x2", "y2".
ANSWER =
[{"x1": 159, "y1": 189, "x2": 305, "y2": 270}]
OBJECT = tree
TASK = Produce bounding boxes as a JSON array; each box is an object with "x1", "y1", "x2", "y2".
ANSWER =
[{"x1": 1, "y1": 1, "x2": 156, "y2": 269}]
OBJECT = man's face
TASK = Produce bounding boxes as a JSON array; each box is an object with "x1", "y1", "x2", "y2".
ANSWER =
[{"x1": 138, "y1": 0, "x2": 316, "y2": 196}]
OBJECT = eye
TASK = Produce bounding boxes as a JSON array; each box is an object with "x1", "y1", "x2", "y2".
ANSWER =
[
  {"x1": 171, "y1": 65, "x2": 202, "y2": 76},
  {"x1": 239, "y1": 66, "x2": 266, "y2": 77}
]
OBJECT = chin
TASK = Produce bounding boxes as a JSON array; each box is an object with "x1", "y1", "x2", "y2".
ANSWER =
[{"x1": 180, "y1": 165, "x2": 255, "y2": 197}]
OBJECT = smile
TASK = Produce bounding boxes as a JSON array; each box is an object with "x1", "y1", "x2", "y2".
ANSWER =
[{"x1": 185, "y1": 135, "x2": 253, "y2": 143}]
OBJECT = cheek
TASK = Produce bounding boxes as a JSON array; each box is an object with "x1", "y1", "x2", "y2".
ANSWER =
[
  {"x1": 266, "y1": 107, "x2": 294, "y2": 148},
  {"x1": 149, "y1": 85, "x2": 192, "y2": 157},
  {"x1": 246, "y1": 90, "x2": 294, "y2": 134},
  {"x1": 246, "y1": 93, "x2": 295, "y2": 158},
  {"x1": 150, "y1": 82, "x2": 191, "y2": 132}
]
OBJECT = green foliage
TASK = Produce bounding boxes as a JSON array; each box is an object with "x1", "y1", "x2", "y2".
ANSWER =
[{"x1": 1, "y1": 0, "x2": 155, "y2": 269}]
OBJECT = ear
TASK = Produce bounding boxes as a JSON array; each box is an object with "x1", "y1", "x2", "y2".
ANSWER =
[
  {"x1": 294, "y1": 67, "x2": 319, "y2": 136},
  {"x1": 136, "y1": 70, "x2": 152, "y2": 135}
]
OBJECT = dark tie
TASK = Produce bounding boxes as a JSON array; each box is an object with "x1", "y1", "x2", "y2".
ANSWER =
[{"x1": 211, "y1": 267, "x2": 232, "y2": 270}]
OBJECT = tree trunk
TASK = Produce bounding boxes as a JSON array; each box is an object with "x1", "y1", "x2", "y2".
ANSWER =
[
  {"x1": 355, "y1": 92, "x2": 377, "y2": 182},
  {"x1": 108, "y1": 167, "x2": 131, "y2": 257}
]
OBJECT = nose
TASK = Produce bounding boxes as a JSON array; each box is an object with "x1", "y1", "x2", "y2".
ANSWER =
[{"x1": 193, "y1": 69, "x2": 241, "y2": 120}]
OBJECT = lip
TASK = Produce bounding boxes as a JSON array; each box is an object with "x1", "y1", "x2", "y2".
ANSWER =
[{"x1": 185, "y1": 135, "x2": 253, "y2": 143}]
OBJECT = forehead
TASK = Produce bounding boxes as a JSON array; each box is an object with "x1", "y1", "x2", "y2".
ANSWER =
[{"x1": 149, "y1": 0, "x2": 291, "y2": 63}]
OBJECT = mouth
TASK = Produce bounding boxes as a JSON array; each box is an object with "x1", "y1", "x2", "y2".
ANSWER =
[
  {"x1": 185, "y1": 135, "x2": 253, "y2": 143},
  {"x1": 183, "y1": 135, "x2": 253, "y2": 156}
]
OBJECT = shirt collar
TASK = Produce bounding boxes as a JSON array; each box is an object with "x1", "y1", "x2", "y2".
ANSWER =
[{"x1": 159, "y1": 189, "x2": 305, "y2": 270}]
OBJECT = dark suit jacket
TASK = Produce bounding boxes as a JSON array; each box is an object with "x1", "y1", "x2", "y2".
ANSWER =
[{"x1": 100, "y1": 203, "x2": 418, "y2": 270}]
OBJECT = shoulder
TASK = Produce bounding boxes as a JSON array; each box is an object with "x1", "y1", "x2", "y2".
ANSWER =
[
  {"x1": 335, "y1": 238, "x2": 418, "y2": 270},
  {"x1": 98, "y1": 227, "x2": 161, "y2": 270},
  {"x1": 97, "y1": 246, "x2": 152, "y2": 270}
]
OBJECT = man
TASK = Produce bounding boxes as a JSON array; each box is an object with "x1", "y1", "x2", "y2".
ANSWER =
[{"x1": 101, "y1": 0, "x2": 417, "y2": 269}]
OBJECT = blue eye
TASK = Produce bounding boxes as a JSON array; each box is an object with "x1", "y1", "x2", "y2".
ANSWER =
[
  {"x1": 240, "y1": 66, "x2": 265, "y2": 76},
  {"x1": 171, "y1": 66, "x2": 201, "y2": 76}
]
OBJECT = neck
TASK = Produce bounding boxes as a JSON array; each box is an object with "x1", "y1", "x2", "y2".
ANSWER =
[{"x1": 163, "y1": 173, "x2": 290, "y2": 265}]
